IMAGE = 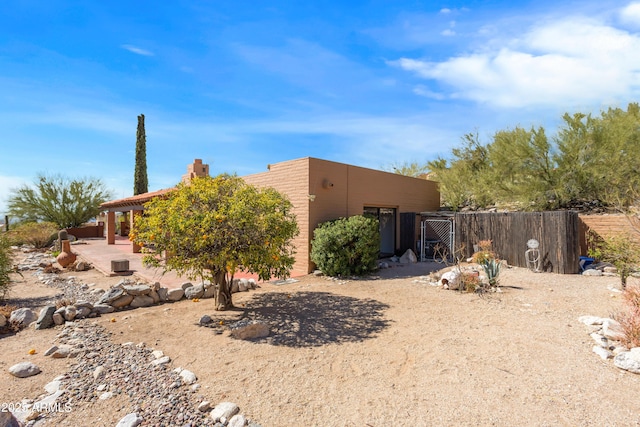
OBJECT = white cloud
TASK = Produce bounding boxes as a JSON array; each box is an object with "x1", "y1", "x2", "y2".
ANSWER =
[
  {"x1": 121, "y1": 44, "x2": 154, "y2": 56},
  {"x1": 391, "y1": 16, "x2": 640, "y2": 108},
  {"x1": 620, "y1": 2, "x2": 640, "y2": 27},
  {"x1": 440, "y1": 8, "x2": 452, "y2": 14}
]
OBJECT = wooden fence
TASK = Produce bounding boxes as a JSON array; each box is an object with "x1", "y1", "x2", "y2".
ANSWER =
[{"x1": 454, "y1": 211, "x2": 580, "y2": 274}]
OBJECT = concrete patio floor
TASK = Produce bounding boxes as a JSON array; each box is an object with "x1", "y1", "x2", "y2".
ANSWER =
[{"x1": 70, "y1": 236, "x2": 195, "y2": 289}]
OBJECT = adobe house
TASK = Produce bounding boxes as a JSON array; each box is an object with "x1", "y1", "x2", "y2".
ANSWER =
[
  {"x1": 243, "y1": 157, "x2": 440, "y2": 276},
  {"x1": 100, "y1": 158, "x2": 440, "y2": 276}
]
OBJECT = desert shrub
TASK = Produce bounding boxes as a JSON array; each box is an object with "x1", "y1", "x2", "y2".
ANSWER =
[
  {"x1": 310, "y1": 215, "x2": 380, "y2": 277},
  {"x1": 6, "y1": 221, "x2": 58, "y2": 249},
  {"x1": 615, "y1": 284, "x2": 640, "y2": 348},
  {"x1": 460, "y1": 271, "x2": 481, "y2": 293},
  {"x1": 471, "y1": 239, "x2": 497, "y2": 264},
  {"x1": 0, "y1": 234, "x2": 14, "y2": 300},
  {"x1": 588, "y1": 232, "x2": 640, "y2": 288}
]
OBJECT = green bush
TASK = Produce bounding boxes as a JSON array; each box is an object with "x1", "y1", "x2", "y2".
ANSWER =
[
  {"x1": 0, "y1": 233, "x2": 13, "y2": 299},
  {"x1": 310, "y1": 215, "x2": 380, "y2": 277},
  {"x1": 7, "y1": 221, "x2": 58, "y2": 249}
]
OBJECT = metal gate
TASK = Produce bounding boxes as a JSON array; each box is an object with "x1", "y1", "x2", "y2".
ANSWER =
[{"x1": 420, "y1": 218, "x2": 455, "y2": 262}]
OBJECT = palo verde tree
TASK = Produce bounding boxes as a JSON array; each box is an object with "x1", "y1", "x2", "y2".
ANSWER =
[
  {"x1": 7, "y1": 174, "x2": 112, "y2": 229},
  {"x1": 134, "y1": 114, "x2": 148, "y2": 195},
  {"x1": 130, "y1": 175, "x2": 299, "y2": 311}
]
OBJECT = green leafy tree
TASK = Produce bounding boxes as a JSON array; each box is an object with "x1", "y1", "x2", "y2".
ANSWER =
[
  {"x1": 131, "y1": 175, "x2": 299, "y2": 311},
  {"x1": 310, "y1": 215, "x2": 380, "y2": 277},
  {"x1": 487, "y1": 126, "x2": 557, "y2": 210},
  {"x1": 0, "y1": 233, "x2": 13, "y2": 299},
  {"x1": 7, "y1": 174, "x2": 112, "y2": 229},
  {"x1": 427, "y1": 133, "x2": 492, "y2": 210},
  {"x1": 382, "y1": 161, "x2": 430, "y2": 177},
  {"x1": 134, "y1": 114, "x2": 148, "y2": 196}
]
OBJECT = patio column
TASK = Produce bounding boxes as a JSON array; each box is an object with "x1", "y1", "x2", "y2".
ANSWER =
[
  {"x1": 130, "y1": 210, "x2": 142, "y2": 253},
  {"x1": 106, "y1": 211, "x2": 116, "y2": 244}
]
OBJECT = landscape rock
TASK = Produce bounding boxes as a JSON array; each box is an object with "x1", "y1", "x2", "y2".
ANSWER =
[
  {"x1": 229, "y1": 414, "x2": 248, "y2": 427},
  {"x1": 151, "y1": 356, "x2": 171, "y2": 366},
  {"x1": 93, "y1": 303, "x2": 115, "y2": 314},
  {"x1": 149, "y1": 289, "x2": 160, "y2": 303},
  {"x1": 582, "y1": 269, "x2": 603, "y2": 276},
  {"x1": 578, "y1": 315, "x2": 604, "y2": 326},
  {"x1": 230, "y1": 319, "x2": 270, "y2": 340},
  {"x1": 167, "y1": 288, "x2": 185, "y2": 302},
  {"x1": 51, "y1": 345, "x2": 73, "y2": 358},
  {"x1": 592, "y1": 346, "x2": 612, "y2": 360},
  {"x1": 185, "y1": 284, "x2": 205, "y2": 299},
  {"x1": 123, "y1": 284, "x2": 152, "y2": 296},
  {"x1": 63, "y1": 305, "x2": 77, "y2": 321},
  {"x1": 399, "y1": 248, "x2": 418, "y2": 264},
  {"x1": 602, "y1": 318, "x2": 626, "y2": 341},
  {"x1": 210, "y1": 402, "x2": 240, "y2": 423},
  {"x1": 178, "y1": 368, "x2": 197, "y2": 384},
  {"x1": 199, "y1": 315, "x2": 213, "y2": 325},
  {"x1": 10, "y1": 307, "x2": 37, "y2": 328},
  {"x1": 156, "y1": 287, "x2": 169, "y2": 302},
  {"x1": 44, "y1": 345, "x2": 58, "y2": 356},
  {"x1": 99, "y1": 287, "x2": 125, "y2": 304},
  {"x1": 181, "y1": 282, "x2": 194, "y2": 291},
  {"x1": 440, "y1": 269, "x2": 461, "y2": 290},
  {"x1": 613, "y1": 347, "x2": 640, "y2": 374},
  {"x1": 130, "y1": 295, "x2": 155, "y2": 308},
  {"x1": 111, "y1": 294, "x2": 135, "y2": 308},
  {"x1": 116, "y1": 412, "x2": 144, "y2": 427},
  {"x1": 35, "y1": 305, "x2": 57, "y2": 330},
  {"x1": 9, "y1": 362, "x2": 41, "y2": 378}
]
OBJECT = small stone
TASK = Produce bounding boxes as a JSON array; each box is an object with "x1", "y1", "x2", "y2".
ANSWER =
[
  {"x1": 181, "y1": 282, "x2": 194, "y2": 290},
  {"x1": 228, "y1": 414, "x2": 247, "y2": 427},
  {"x1": 179, "y1": 369, "x2": 197, "y2": 384},
  {"x1": 199, "y1": 315, "x2": 212, "y2": 326},
  {"x1": 130, "y1": 295, "x2": 154, "y2": 308},
  {"x1": 93, "y1": 365, "x2": 106, "y2": 380},
  {"x1": 578, "y1": 315, "x2": 604, "y2": 326},
  {"x1": 123, "y1": 284, "x2": 152, "y2": 296},
  {"x1": 63, "y1": 305, "x2": 77, "y2": 321},
  {"x1": 210, "y1": 402, "x2": 240, "y2": 423},
  {"x1": 157, "y1": 287, "x2": 169, "y2": 302},
  {"x1": 111, "y1": 294, "x2": 135, "y2": 308},
  {"x1": 44, "y1": 345, "x2": 59, "y2": 356},
  {"x1": 151, "y1": 356, "x2": 171, "y2": 366},
  {"x1": 99, "y1": 391, "x2": 114, "y2": 400},
  {"x1": 229, "y1": 320, "x2": 270, "y2": 340},
  {"x1": 52, "y1": 312, "x2": 65, "y2": 325},
  {"x1": 152, "y1": 350, "x2": 164, "y2": 359},
  {"x1": 198, "y1": 401, "x2": 211, "y2": 412},
  {"x1": 9, "y1": 362, "x2": 41, "y2": 378},
  {"x1": 93, "y1": 304, "x2": 115, "y2": 314},
  {"x1": 51, "y1": 346, "x2": 73, "y2": 358},
  {"x1": 115, "y1": 412, "x2": 143, "y2": 427},
  {"x1": 582, "y1": 269, "x2": 603, "y2": 276},
  {"x1": 592, "y1": 345, "x2": 612, "y2": 360}
]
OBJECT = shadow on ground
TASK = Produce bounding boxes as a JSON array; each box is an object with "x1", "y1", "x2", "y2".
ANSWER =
[{"x1": 242, "y1": 291, "x2": 391, "y2": 348}]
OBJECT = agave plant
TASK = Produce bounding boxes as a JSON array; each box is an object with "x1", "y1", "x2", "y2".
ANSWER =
[{"x1": 481, "y1": 258, "x2": 501, "y2": 287}]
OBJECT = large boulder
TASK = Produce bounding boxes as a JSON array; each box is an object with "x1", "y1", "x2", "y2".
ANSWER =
[
  {"x1": 99, "y1": 287, "x2": 125, "y2": 304},
  {"x1": 123, "y1": 284, "x2": 152, "y2": 296},
  {"x1": 10, "y1": 308, "x2": 37, "y2": 328},
  {"x1": 35, "y1": 305, "x2": 57, "y2": 330},
  {"x1": 111, "y1": 294, "x2": 135, "y2": 309},
  {"x1": 130, "y1": 295, "x2": 154, "y2": 308},
  {"x1": 167, "y1": 288, "x2": 185, "y2": 302},
  {"x1": 185, "y1": 284, "x2": 205, "y2": 299}
]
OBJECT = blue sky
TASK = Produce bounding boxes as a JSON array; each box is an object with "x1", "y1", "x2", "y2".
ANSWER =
[{"x1": 2, "y1": 1, "x2": 640, "y2": 213}]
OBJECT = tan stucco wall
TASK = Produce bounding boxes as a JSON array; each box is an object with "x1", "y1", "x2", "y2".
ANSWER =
[
  {"x1": 243, "y1": 157, "x2": 440, "y2": 275},
  {"x1": 242, "y1": 158, "x2": 311, "y2": 276}
]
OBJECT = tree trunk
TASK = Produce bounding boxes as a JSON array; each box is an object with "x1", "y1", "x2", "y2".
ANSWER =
[{"x1": 213, "y1": 270, "x2": 233, "y2": 311}]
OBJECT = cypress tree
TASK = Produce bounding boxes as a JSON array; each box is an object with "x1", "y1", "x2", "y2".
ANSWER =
[{"x1": 134, "y1": 114, "x2": 148, "y2": 195}]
